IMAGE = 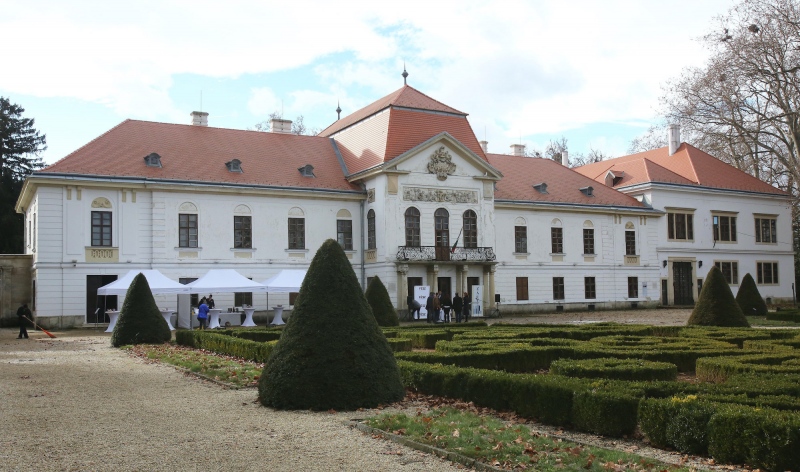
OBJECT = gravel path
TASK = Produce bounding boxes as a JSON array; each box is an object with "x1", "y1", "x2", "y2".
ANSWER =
[{"x1": 0, "y1": 328, "x2": 461, "y2": 472}]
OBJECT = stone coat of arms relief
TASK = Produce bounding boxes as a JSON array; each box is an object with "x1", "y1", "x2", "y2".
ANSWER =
[{"x1": 426, "y1": 146, "x2": 457, "y2": 180}]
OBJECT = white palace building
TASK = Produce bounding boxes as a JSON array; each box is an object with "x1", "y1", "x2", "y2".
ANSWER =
[{"x1": 13, "y1": 85, "x2": 795, "y2": 328}]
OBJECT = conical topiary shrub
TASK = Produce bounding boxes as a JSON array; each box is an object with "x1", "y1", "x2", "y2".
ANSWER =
[
  {"x1": 735, "y1": 273, "x2": 767, "y2": 317},
  {"x1": 111, "y1": 273, "x2": 172, "y2": 347},
  {"x1": 258, "y1": 239, "x2": 404, "y2": 410},
  {"x1": 687, "y1": 266, "x2": 750, "y2": 327},
  {"x1": 365, "y1": 276, "x2": 400, "y2": 327}
]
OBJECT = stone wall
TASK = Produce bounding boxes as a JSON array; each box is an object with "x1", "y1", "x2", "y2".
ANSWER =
[{"x1": 0, "y1": 255, "x2": 32, "y2": 327}]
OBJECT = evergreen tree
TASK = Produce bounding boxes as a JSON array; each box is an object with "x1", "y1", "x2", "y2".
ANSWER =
[
  {"x1": 735, "y1": 273, "x2": 768, "y2": 316},
  {"x1": 111, "y1": 273, "x2": 171, "y2": 347},
  {"x1": 1, "y1": 97, "x2": 46, "y2": 254},
  {"x1": 259, "y1": 239, "x2": 404, "y2": 410},
  {"x1": 687, "y1": 266, "x2": 750, "y2": 327},
  {"x1": 365, "y1": 276, "x2": 400, "y2": 327}
]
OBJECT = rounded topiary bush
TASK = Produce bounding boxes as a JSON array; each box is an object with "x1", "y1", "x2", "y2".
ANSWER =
[
  {"x1": 365, "y1": 276, "x2": 399, "y2": 327},
  {"x1": 258, "y1": 239, "x2": 404, "y2": 410},
  {"x1": 111, "y1": 273, "x2": 171, "y2": 347},
  {"x1": 736, "y1": 273, "x2": 768, "y2": 317},
  {"x1": 687, "y1": 266, "x2": 750, "y2": 327}
]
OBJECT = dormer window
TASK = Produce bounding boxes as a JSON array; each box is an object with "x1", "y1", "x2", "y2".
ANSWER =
[
  {"x1": 580, "y1": 186, "x2": 594, "y2": 197},
  {"x1": 144, "y1": 153, "x2": 162, "y2": 168},
  {"x1": 533, "y1": 183, "x2": 548, "y2": 194},
  {"x1": 298, "y1": 164, "x2": 315, "y2": 178},
  {"x1": 605, "y1": 171, "x2": 624, "y2": 186},
  {"x1": 226, "y1": 159, "x2": 243, "y2": 173}
]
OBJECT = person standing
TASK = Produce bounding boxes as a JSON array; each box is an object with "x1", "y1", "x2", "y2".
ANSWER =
[
  {"x1": 462, "y1": 291, "x2": 471, "y2": 322},
  {"x1": 453, "y1": 292, "x2": 463, "y2": 323},
  {"x1": 16, "y1": 303, "x2": 32, "y2": 339},
  {"x1": 441, "y1": 292, "x2": 452, "y2": 323},
  {"x1": 425, "y1": 292, "x2": 434, "y2": 323},
  {"x1": 433, "y1": 291, "x2": 442, "y2": 323},
  {"x1": 207, "y1": 294, "x2": 215, "y2": 309},
  {"x1": 197, "y1": 299, "x2": 209, "y2": 330}
]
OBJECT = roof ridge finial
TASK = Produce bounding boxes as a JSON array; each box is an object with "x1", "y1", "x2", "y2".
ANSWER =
[
  {"x1": 402, "y1": 63, "x2": 408, "y2": 86},
  {"x1": 336, "y1": 100, "x2": 342, "y2": 121}
]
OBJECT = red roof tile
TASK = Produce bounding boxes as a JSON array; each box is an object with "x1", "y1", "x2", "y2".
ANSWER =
[
  {"x1": 319, "y1": 85, "x2": 466, "y2": 137},
  {"x1": 487, "y1": 154, "x2": 647, "y2": 208},
  {"x1": 575, "y1": 144, "x2": 787, "y2": 195},
  {"x1": 41, "y1": 120, "x2": 360, "y2": 192}
]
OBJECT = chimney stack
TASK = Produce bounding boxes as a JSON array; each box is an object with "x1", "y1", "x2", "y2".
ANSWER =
[
  {"x1": 479, "y1": 140, "x2": 488, "y2": 153},
  {"x1": 190, "y1": 111, "x2": 208, "y2": 126},
  {"x1": 510, "y1": 144, "x2": 526, "y2": 156},
  {"x1": 270, "y1": 118, "x2": 293, "y2": 133},
  {"x1": 668, "y1": 124, "x2": 680, "y2": 155},
  {"x1": 561, "y1": 151, "x2": 569, "y2": 167}
]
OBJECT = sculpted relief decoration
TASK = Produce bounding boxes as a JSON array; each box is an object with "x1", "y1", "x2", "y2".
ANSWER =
[
  {"x1": 91, "y1": 197, "x2": 112, "y2": 208},
  {"x1": 426, "y1": 146, "x2": 456, "y2": 181},
  {"x1": 403, "y1": 187, "x2": 478, "y2": 204}
]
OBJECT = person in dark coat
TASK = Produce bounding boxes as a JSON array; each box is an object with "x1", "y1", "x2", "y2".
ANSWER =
[
  {"x1": 453, "y1": 293, "x2": 463, "y2": 323},
  {"x1": 441, "y1": 293, "x2": 452, "y2": 323},
  {"x1": 17, "y1": 303, "x2": 32, "y2": 339},
  {"x1": 407, "y1": 295, "x2": 421, "y2": 320},
  {"x1": 425, "y1": 293, "x2": 434, "y2": 323},
  {"x1": 206, "y1": 294, "x2": 215, "y2": 309},
  {"x1": 462, "y1": 291, "x2": 471, "y2": 322}
]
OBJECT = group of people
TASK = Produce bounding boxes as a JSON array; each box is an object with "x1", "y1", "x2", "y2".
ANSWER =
[
  {"x1": 407, "y1": 290, "x2": 471, "y2": 323},
  {"x1": 195, "y1": 294, "x2": 215, "y2": 329}
]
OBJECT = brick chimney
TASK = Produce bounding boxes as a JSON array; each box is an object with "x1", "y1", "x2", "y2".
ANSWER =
[
  {"x1": 510, "y1": 144, "x2": 526, "y2": 156},
  {"x1": 270, "y1": 118, "x2": 292, "y2": 134},
  {"x1": 190, "y1": 111, "x2": 208, "y2": 126},
  {"x1": 668, "y1": 124, "x2": 680, "y2": 155}
]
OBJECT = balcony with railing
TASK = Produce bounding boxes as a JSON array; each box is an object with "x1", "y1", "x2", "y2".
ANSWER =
[{"x1": 396, "y1": 246, "x2": 496, "y2": 262}]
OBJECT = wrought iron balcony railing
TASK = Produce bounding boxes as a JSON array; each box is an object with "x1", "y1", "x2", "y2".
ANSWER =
[{"x1": 396, "y1": 246, "x2": 496, "y2": 262}]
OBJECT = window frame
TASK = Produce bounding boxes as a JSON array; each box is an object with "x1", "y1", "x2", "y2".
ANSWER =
[
  {"x1": 714, "y1": 261, "x2": 739, "y2": 285},
  {"x1": 463, "y1": 210, "x2": 478, "y2": 248},
  {"x1": 551, "y1": 227, "x2": 564, "y2": 254},
  {"x1": 233, "y1": 215, "x2": 252, "y2": 249},
  {"x1": 628, "y1": 277, "x2": 639, "y2": 298},
  {"x1": 552, "y1": 277, "x2": 565, "y2": 300},
  {"x1": 754, "y1": 217, "x2": 778, "y2": 244},
  {"x1": 367, "y1": 209, "x2": 376, "y2": 250},
  {"x1": 516, "y1": 277, "x2": 529, "y2": 301},
  {"x1": 514, "y1": 226, "x2": 528, "y2": 253},
  {"x1": 288, "y1": 217, "x2": 305, "y2": 250},
  {"x1": 583, "y1": 228, "x2": 595, "y2": 255},
  {"x1": 757, "y1": 261, "x2": 779, "y2": 285},
  {"x1": 337, "y1": 219, "x2": 353, "y2": 250},
  {"x1": 91, "y1": 210, "x2": 113, "y2": 247},
  {"x1": 712, "y1": 214, "x2": 737, "y2": 243},
  {"x1": 667, "y1": 211, "x2": 694, "y2": 241},
  {"x1": 404, "y1": 207, "x2": 420, "y2": 247},
  {"x1": 585, "y1": 277, "x2": 596, "y2": 299},
  {"x1": 179, "y1": 213, "x2": 198, "y2": 248},
  {"x1": 625, "y1": 230, "x2": 636, "y2": 256}
]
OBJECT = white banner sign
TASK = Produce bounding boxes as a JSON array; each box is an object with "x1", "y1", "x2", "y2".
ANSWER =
[
  {"x1": 414, "y1": 286, "x2": 430, "y2": 320},
  {"x1": 472, "y1": 285, "x2": 483, "y2": 318}
]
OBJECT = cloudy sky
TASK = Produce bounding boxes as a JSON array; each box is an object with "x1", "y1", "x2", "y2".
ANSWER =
[{"x1": 2, "y1": 0, "x2": 734, "y2": 165}]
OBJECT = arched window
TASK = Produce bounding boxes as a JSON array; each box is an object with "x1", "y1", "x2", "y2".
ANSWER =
[
  {"x1": 404, "y1": 207, "x2": 420, "y2": 247},
  {"x1": 462, "y1": 210, "x2": 477, "y2": 248},
  {"x1": 367, "y1": 209, "x2": 376, "y2": 250},
  {"x1": 435, "y1": 208, "x2": 450, "y2": 248}
]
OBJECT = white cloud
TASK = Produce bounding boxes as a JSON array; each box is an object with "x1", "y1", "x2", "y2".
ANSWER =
[{"x1": 247, "y1": 87, "x2": 281, "y2": 117}]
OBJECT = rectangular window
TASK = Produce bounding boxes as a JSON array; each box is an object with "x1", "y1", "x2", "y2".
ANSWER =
[
  {"x1": 714, "y1": 261, "x2": 739, "y2": 284},
  {"x1": 179, "y1": 213, "x2": 198, "y2": 248},
  {"x1": 514, "y1": 226, "x2": 527, "y2": 253},
  {"x1": 712, "y1": 215, "x2": 737, "y2": 242},
  {"x1": 755, "y1": 217, "x2": 777, "y2": 243},
  {"x1": 516, "y1": 277, "x2": 529, "y2": 301},
  {"x1": 757, "y1": 262, "x2": 779, "y2": 285},
  {"x1": 628, "y1": 277, "x2": 639, "y2": 298},
  {"x1": 337, "y1": 219, "x2": 353, "y2": 250},
  {"x1": 234, "y1": 292, "x2": 253, "y2": 307},
  {"x1": 667, "y1": 212, "x2": 694, "y2": 241},
  {"x1": 551, "y1": 227, "x2": 563, "y2": 253},
  {"x1": 585, "y1": 277, "x2": 596, "y2": 299},
  {"x1": 289, "y1": 292, "x2": 300, "y2": 305},
  {"x1": 625, "y1": 230, "x2": 636, "y2": 255},
  {"x1": 91, "y1": 211, "x2": 112, "y2": 247},
  {"x1": 583, "y1": 228, "x2": 594, "y2": 255},
  {"x1": 288, "y1": 218, "x2": 305, "y2": 250},
  {"x1": 552, "y1": 277, "x2": 565, "y2": 300},
  {"x1": 233, "y1": 216, "x2": 252, "y2": 249}
]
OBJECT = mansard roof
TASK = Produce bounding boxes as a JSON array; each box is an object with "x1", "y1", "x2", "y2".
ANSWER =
[
  {"x1": 487, "y1": 153, "x2": 648, "y2": 209},
  {"x1": 39, "y1": 120, "x2": 361, "y2": 192},
  {"x1": 575, "y1": 143, "x2": 788, "y2": 196}
]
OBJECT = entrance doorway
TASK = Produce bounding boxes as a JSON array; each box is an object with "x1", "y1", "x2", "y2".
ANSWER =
[
  {"x1": 86, "y1": 275, "x2": 118, "y2": 323},
  {"x1": 672, "y1": 262, "x2": 694, "y2": 305},
  {"x1": 407, "y1": 277, "x2": 423, "y2": 300},
  {"x1": 437, "y1": 277, "x2": 452, "y2": 299},
  {"x1": 466, "y1": 276, "x2": 479, "y2": 299},
  {"x1": 434, "y1": 208, "x2": 450, "y2": 261}
]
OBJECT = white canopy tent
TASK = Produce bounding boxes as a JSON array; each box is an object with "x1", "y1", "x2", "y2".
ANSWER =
[
  {"x1": 97, "y1": 270, "x2": 190, "y2": 296},
  {"x1": 185, "y1": 269, "x2": 269, "y2": 294},
  {"x1": 260, "y1": 269, "x2": 307, "y2": 292}
]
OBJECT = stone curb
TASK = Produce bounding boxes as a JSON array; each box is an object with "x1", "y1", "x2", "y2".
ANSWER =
[{"x1": 349, "y1": 420, "x2": 503, "y2": 472}]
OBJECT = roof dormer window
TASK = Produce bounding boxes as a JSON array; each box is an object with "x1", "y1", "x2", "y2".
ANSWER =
[
  {"x1": 144, "y1": 153, "x2": 162, "y2": 168},
  {"x1": 533, "y1": 183, "x2": 548, "y2": 194},
  {"x1": 226, "y1": 159, "x2": 243, "y2": 173},
  {"x1": 580, "y1": 186, "x2": 594, "y2": 197},
  {"x1": 298, "y1": 164, "x2": 315, "y2": 178}
]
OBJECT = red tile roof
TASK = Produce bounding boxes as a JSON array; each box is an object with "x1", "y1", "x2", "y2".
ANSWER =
[
  {"x1": 319, "y1": 85, "x2": 466, "y2": 137},
  {"x1": 40, "y1": 120, "x2": 361, "y2": 192},
  {"x1": 575, "y1": 144, "x2": 787, "y2": 196},
  {"x1": 487, "y1": 153, "x2": 647, "y2": 208}
]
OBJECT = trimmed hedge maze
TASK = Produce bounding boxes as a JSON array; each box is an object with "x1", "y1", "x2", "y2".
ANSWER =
[{"x1": 176, "y1": 322, "x2": 800, "y2": 471}]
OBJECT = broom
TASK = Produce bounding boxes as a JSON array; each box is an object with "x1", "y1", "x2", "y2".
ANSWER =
[{"x1": 24, "y1": 316, "x2": 56, "y2": 339}]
